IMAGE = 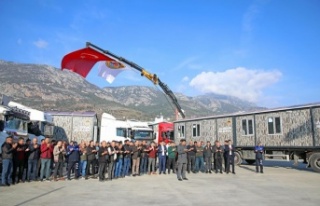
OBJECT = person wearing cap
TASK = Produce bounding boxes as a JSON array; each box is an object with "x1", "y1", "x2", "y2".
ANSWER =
[
  {"x1": 177, "y1": 139, "x2": 189, "y2": 181},
  {"x1": 224, "y1": 139, "x2": 236, "y2": 174},
  {"x1": 254, "y1": 142, "x2": 264, "y2": 173}
]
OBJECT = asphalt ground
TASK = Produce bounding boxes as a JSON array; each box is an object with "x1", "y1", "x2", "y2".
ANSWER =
[{"x1": 0, "y1": 161, "x2": 319, "y2": 206}]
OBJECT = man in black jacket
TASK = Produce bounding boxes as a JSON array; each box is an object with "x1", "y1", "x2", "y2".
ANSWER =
[
  {"x1": 213, "y1": 140, "x2": 224, "y2": 174},
  {"x1": 86, "y1": 140, "x2": 98, "y2": 179},
  {"x1": 27, "y1": 138, "x2": 40, "y2": 181},
  {"x1": 1, "y1": 136, "x2": 17, "y2": 186},
  {"x1": 98, "y1": 141, "x2": 108, "y2": 182},
  {"x1": 186, "y1": 141, "x2": 196, "y2": 173},
  {"x1": 224, "y1": 140, "x2": 235, "y2": 174}
]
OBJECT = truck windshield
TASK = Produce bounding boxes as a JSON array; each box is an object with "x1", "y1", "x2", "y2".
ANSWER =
[
  {"x1": 133, "y1": 130, "x2": 153, "y2": 140},
  {"x1": 162, "y1": 131, "x2": 174, "y2": 141},
  {"x1": 5, "y1": 117, "x2": 28, "y2": 134}
]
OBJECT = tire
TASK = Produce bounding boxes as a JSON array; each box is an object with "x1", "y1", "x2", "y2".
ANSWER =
[
  {"x1": 234, "y1": 152, "x2": 242, "y2": 165},
  {"x1": 245, "y1": 160, "x2": 256, "y2": 165},
  {"x1": 309, "y1": 153, "x2": 320, "y2": 173}
]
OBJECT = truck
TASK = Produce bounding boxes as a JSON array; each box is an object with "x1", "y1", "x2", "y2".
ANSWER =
[
  {"x1": 174, "y1": 102, "x2": 320, "y2": 173},
  {"x1": 100, "y1": 113, "x2": 154, "y2": 143},
  {"x1": 149, "y1": 115, "x2": 174, "y2": 144}
]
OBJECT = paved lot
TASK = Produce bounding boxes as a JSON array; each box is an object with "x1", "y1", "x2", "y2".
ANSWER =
[{"x1": 0, "y1": 161, "x2": 319, "y2": 206}]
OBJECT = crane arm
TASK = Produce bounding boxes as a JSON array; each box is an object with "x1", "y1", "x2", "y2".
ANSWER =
[{"x1": 86, "y1": 42, "x2": 185, "y2": 119}]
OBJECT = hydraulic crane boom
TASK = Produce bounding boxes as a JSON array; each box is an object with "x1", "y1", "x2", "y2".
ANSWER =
[{"x1": 86, "y1": 42, "x2": 186, "y2": 119}]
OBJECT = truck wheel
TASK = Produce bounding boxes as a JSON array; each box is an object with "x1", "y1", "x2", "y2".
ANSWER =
[
  {"x1": 234, "y1": 152, "x2": 242, "y2": 165},
  {"x1": 245, "y1": 160, "x2": 256, "y2": 165},
  {"x1": 309, "y1": 153, "x2": 320, "y2": 173}
]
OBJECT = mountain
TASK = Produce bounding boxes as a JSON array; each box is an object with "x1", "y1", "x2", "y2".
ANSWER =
[
  {"x1": 0, "y1": 60, "x2": 144, "y2": 120},
  {"x1": 103, "y1": 86, "x2": 262, "y2": 119},
  {"x1": 0, "y1": 60, "x2": 262, "y2": 121}
]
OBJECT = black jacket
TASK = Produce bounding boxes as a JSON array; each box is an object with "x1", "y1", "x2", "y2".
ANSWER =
[
  {"x1": 86, "y1": 146, "x2": 97, "y2": 161},
  {"x1": 98, "y1": 146, "x2": 108, "y2": 163},
  {"x1": 28, "y1": 144, "x2": 40, "y2": 160},
  {"x1": 1, "y1": 142, "x2": 14, "y2": 160},
  {"x1": 203, "y1": 145, "x2": 213, "y2": 158}
]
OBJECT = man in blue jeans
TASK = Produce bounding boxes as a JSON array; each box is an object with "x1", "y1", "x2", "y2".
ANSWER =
[
  {"x1": 1, "y1": 136, "x2": 17, "y2": 187},
  {"x1": 158, "y1": 141, "x2": 167, "y2": 175},
  {"x1": 40, "y1": 137, "x2": 53, "y2": 181},
  {"x1": 139, "y1": 141, "x2": 148, "y2": 175},
  {"x1": 27, "y1": 138, "x2": 40, "y2": 181},
  {"x1": 114, "y1": 142, "x2": 124, "y2": 178},
  {"x1": 122, "y1": 140, "x2": 132, "y2": 177},
  {"x1": 195, "y1": 141, "x2": 204, "y2": 173}
]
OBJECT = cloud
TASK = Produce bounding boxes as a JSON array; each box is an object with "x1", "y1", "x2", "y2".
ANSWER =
[
  {"x1": 182, "y1": 76, "x2": 189, "y2": 82},
  {"x1": 33, "y1": 39, "x2": 48, "y2": 49},
  {"x1": 189, "y1": 67, "x2": 282, "y2": 102}
]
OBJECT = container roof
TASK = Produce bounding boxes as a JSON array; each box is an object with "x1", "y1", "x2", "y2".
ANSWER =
[
  {"x1": 174, "y1": 102, "x2": 320, "y2": 123},
  {"x1": 47, "y1": 111, "x2": 97, "y2": 117}
]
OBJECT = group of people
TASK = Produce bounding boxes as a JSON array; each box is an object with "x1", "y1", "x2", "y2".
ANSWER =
[{"x1": 0, "y1": 135, "x2": 264, "y2": 186}]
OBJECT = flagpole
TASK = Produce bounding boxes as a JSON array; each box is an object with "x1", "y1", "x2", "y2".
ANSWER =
[{"x1": 85, "y1": 42, "x2": 185, "y2": 119}]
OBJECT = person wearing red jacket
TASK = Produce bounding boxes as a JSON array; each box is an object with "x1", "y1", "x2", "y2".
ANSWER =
[{"x1": 39, "y1": 137, "x2": 53, "y2": 181}]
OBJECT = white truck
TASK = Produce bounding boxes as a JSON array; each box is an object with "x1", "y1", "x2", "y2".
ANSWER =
[
  {"x1": 6, "y1": 101, "x2": 54, "y2": 142},
  {"x1": 100, "y1": 113, "x2": 154, "y2": 143}
]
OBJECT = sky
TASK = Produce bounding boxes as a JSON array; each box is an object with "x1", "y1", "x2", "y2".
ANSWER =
[{"x1": 0, "y1": 0, "x2": 319, "y2": 108}]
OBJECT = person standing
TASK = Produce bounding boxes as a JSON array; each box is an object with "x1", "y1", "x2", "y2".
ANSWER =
[
  {"x1": 1, "y1": 136, "x2": 17, "y2": 187},
  {"x1": 131, "y1": 141, "x2": 141, "y2": 177},
  {"x1": 79, "y1": 142, "x2": 87, "y2": 178},
  {"x1": 40, "y1": 137, "x2": 53, "y2": 181},
  {"x1": 255, "y1": 142, "x2": 264, "y2": 173},
  {"x1": 139, "y1": 141, "x2": 148, "y2": 175},
  {"x1": 195, "y1": 141, "x2": 204, "y2": 173},
  {"x1": 86, "y1": 140, "x2": 98, "y2": 179},
  {"x1": 122, "y1": 140, "x2": 132, "y2": 177},
  {"x1": 213, "y1": 140, "x2": 224, "y2": 174},
  {"x1": 224, "y1": 140, "x2": 235, "y2": 174},
  {"x1": 98, "y1": 141, "x2": 108, "y2": 182},
  {"x1": 158, "y1": 141, "x2": 167, "y2": 175},
  {"x1": 27, "y1": 137, "x2": 40, "y2": 182},
  {"x1": 177, "y1": 139, "x2": 189, "y2": 181},
  {"x1": 12, "y1": 137, "x2": 27, "y2": 184},
  {"x1": 66, "y1": 141, "x2": 80, "y2": 180},
  {"x1": 147, "y1": 142, "x2": 157, "y2": 175},
  {"x1": 187, "y1": 141, "x2": 196, "y2": 173},
  {"x1": 53, "y1": 141, "x2": 66, "y2": 181},
  {"x1": 203, "y1": 141, "x2": 213, "y2": 173},
  {"x1": 167, "y1": 142, "x2": 177, "y2": 174},
  {"x1": 114, "y1": 141, "x2": 124, "y2": 178},
  {"x1": 107, "y1": 141, "x2": 117, "y2": 180}
]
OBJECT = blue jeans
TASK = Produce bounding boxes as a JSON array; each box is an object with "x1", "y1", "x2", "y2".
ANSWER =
[
  {"x1": 1, "y1": 159, "x2": 12, "y2": 184},
  {"x1": 195, "y1": 156, "x2": 204, "y2": 172},
  {"x1": 27, "y1": 159, "x2": 38, "y2": 180},
  {"x1": 159, "y1": 156, "x2": 166, "y2": 173},
  {"x1": 122, "y1": 157, "x2": 131, "y2": 176},
  {"x1": 140, "y1": 156, "x2": 148, "y2": 174},
  {"x1": 79, "y1": 160, "x2": 87, "y2": 177},
  {"x1": 40, "y1": 159, "x2": 52, "y2": 180},
  {"x1": 115, "y1": 158, "x2": 123, "y2": 177}
]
